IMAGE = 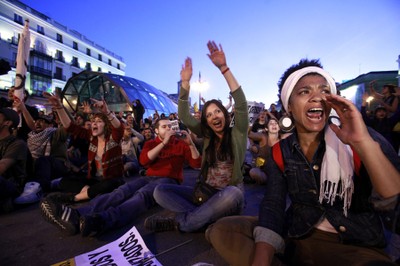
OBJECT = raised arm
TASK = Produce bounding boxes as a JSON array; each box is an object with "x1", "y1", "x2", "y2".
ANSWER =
[
  {"x1": 207, "y1": 41, "x2": 240, "y2": 93},
  {"x1": 90, "y1": 98, "x2": 121, "y2": 129},
  {"x1": 43, "y1": 92, "x2": 72, "y2": 128},
  {"x1": 12, "y1": 96, "x2": 35, "y2": 130},
  {"x1": 325, "y1": 94, "x2": 400, "y2": 198}
]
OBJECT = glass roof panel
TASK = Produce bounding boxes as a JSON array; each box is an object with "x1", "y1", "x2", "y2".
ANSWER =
[{"x1": 61, "y1": 72, "x2": 177, "y2": 119}]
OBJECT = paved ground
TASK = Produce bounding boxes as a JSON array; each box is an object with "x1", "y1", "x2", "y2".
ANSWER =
[{"x1": 0, "y1": 167, "x2": 265, "y2": 266}]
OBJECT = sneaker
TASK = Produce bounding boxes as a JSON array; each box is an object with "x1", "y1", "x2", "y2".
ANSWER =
[
  {"x1": 80, "y1": 214, "x2": 106, "y2": 237},
  {"x1": 144, "y1": 215, "x2": 178, "y2": 232},
  {"x1": 50, "y1": 178, "x2": 62, "y2": 190},
  {"x1": 40, "y1": 198, "x2": 79, "y2": 235},
  {"x1": 14, "y1": 182, "x2": 42, "y2": 204}
]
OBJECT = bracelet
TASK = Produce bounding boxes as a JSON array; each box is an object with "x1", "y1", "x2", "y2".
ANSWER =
[
  {"x1": 54, "y1": 106, "x2": 63, "y2": 110},
  {"x1": 106, "y1": 111, "x2": 112, "y2": 116},
  {"x1": 108, "y1": 116, "x2": 115, "y2": 122},
  {"x1": 221, "y1": 67, "x2": 230, "y2": 75}
]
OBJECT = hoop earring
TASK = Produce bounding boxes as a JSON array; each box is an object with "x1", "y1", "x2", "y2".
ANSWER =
[{"x1": 279, "y1": 115, "x2": 294, "y2": 132}]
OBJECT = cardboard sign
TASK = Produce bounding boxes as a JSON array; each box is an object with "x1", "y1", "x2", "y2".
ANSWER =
[
  {"x1": 52, "y1": 226, "x2": 162, "y2": 266},
  {"x1": 247, "y1": 101, "x2": 265, "y2": 126},
  {"x1": 170, "y1": 120, "x2": 180, "y2": 132}
]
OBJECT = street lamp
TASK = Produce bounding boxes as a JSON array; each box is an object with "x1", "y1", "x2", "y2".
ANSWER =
[
  {"x1": 366, "y1": 96, "x2": 374, "y2": 110},
  {"x1": 191, "y1": 71, "x2": 209, "y2": 111}
]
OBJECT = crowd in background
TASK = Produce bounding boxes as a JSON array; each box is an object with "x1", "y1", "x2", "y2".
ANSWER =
[{"x1": 1, "y1": 41, "x2": 400, "y2": 265}]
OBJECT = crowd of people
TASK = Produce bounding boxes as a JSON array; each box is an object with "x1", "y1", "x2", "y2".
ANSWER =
[{"x1": 1, "y1": 41, "x2": 400, "y2": 265}]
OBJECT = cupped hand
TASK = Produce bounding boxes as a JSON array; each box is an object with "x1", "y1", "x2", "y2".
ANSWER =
[{"x1": 324, "y1": 94, "x2": 371, "y2": 145}]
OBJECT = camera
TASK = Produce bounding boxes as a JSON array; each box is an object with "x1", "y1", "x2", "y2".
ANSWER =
[{"x1": 175, "y1": 132, "x2": 186, "y2": 139}]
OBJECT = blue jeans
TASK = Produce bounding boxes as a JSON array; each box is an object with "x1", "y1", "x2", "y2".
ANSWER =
[
  {"x1": 77, "y1": 176, "x2": 178, "y2": 229},
  {"x1": 153, "y1": 183, "x2": 244, "y2": 232}
]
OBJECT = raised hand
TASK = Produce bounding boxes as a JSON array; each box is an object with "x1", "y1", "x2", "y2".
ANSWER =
[
  {"x1": 207, "y1": 40, "x2": 227, "y2": 70},
  {"x1": 90, "y1": 98, "x2": 110, "y2": 114},
  {"x1": 81, "y1": 101, "x2": 92, "y2": 114},
  {"x1": 181, "y1": 57, "x2": 193, "y2": 83},
  {"x1": 43, "y1": 92, "x2": 62, "y2": 109}
]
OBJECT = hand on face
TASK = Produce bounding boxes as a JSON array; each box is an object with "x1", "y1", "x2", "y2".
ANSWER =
[{"x1": 325, "y1": 94, "x2": 370, "y2": 145}]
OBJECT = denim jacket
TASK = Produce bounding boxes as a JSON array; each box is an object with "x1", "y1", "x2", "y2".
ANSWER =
[{"x1": 255, "y1": 127, "x2": 400, "y2": 252}]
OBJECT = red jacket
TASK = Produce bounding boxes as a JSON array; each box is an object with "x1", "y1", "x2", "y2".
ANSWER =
[
  {"x1": 139, "y1": 137, "x2": 201, "y2": 183},
  {"x1": 67, "y1": 121, "x2": 124, "y2": 180}
]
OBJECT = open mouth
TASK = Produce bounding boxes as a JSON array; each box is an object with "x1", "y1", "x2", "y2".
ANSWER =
[
  {"x1": 306, "y1": 107, "x2": 324, "y2": 121},
  {"x1": 212, "y1": 120, "x2": 223, "y2": 128}
]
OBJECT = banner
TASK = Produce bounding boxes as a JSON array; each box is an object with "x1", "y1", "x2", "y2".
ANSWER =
[
  {"x1": 52, "y1": 226, "x2": 162, "y2": 266},
  {"x1": 247, "y1": 101, "x2": 265, "y2": 126}
]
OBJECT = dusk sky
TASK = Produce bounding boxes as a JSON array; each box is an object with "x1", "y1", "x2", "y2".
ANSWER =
[{"x1": 21, "y1": 0, "x2": 400, "y2": 108}]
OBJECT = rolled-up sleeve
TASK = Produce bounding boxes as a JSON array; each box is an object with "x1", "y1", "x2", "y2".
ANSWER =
[{"x1": 253, "y1": 226, "x2": 285, "y2": 253}]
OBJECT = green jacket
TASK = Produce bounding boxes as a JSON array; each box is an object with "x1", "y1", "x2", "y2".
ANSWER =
[{"x1": 178, "y1": 86, "x2": 248, "y2": 185}]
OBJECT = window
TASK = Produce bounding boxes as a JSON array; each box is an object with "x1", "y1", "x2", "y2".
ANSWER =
[
  {"x1": 14, "y1": 14, "x2": 23, "y2": 25},
  {"x1": 31, "y1": 74, "x2": 51, "y2": 96},
  {"x1": 71, "y1": 57, "x2": 79, "y2": 67},
  {"x1": 85, "y1": 62, "x2": 91, "y2": 71},
  {"x1": 56, "y1": 33, "x2": 63, "y2": 43},
  {"x1": 98, "y1": 67, "x2": 102, "y2": 72},
  {"x1": 108, "y1": 59, "x2": 112, "y2": 66},
  {"x1": 54, "y1": 67, "x2": 64, "y2": 80},
  {"x1": 55, "y1": 50, "x2": 64, "y2": 62},
  {"x1": 98, "y1": 54, "x2": 102, "y2": 61},
  {"x1": 73, "y1": 41, "x2": 78, "y2": 50},
  {"x1": 37, "y1": 25, "x2": 45, "y2": 35},
  {"x1": 86, "y1": 48, "x2": 91, "y2": 56},
  {"x1": 117, "y1": 63, "x2": 120, "y2": 70}
]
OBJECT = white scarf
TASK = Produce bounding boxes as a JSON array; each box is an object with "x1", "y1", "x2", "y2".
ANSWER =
[{"x1": 281, "y1": 66, "x2": 354, "y2": 216}]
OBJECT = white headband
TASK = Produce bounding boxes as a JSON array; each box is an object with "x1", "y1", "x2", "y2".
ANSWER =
[{"x1": 281, "y1": 66, "x2": 337, "y2": 112}]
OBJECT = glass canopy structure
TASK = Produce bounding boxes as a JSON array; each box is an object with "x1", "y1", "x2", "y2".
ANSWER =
[{"x1": 61, "y1": 71, "x2": 177, "y2": 119}]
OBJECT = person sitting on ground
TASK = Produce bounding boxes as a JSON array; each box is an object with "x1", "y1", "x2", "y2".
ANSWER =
[
  {"x1": 0, "y1": 108, "x2": 29, "y2": 213},
  {"x1": 39, "y1": 117, "x2": 201, "y2": 236},
  {"x1": 43, "y1": 94, "x2": 125, "y2": 203},
  {"x1": 269, "y1": 103, "x2": 282, "y2": 120},
  {"x1": 13, "y1": 97, "x2": 69, "y2": 204},
  {"x1": 66, "y1": 112, "x2": 90, "y2": 175},
  {"x1": 144, "y1": 41, "x2": 248, "y2": 233},
  {"x1": 206, "y1": 58, "x2": 400, "y2": 266},
  {"x1": 120, "y1": 124, "x2": 144, "y2": 177},
  {"x1": 247, "y1": 116, "x2": 284, "y2": 184},
  {"x1": 251, "y1": 110, "x2": 268, "y2": 134}
]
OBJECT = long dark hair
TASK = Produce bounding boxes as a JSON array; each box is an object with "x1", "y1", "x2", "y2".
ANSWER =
[{"x1": 201, "y1": 99, "x2": 234, "y2": 167}]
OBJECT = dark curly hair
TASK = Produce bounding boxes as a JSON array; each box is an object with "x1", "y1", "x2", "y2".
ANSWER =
[{"x1": 277, "y1": 59, "x2": 323, "y2": 112}]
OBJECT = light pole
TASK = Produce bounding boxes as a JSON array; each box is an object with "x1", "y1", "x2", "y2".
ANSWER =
[{"x1": 191, "y1": 71, "x2": 209, "y2": 111}]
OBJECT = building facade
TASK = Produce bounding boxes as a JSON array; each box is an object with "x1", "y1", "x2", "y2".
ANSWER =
[{"x1": 0, "y1": 0, "x2": 126, "y2": 109}]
